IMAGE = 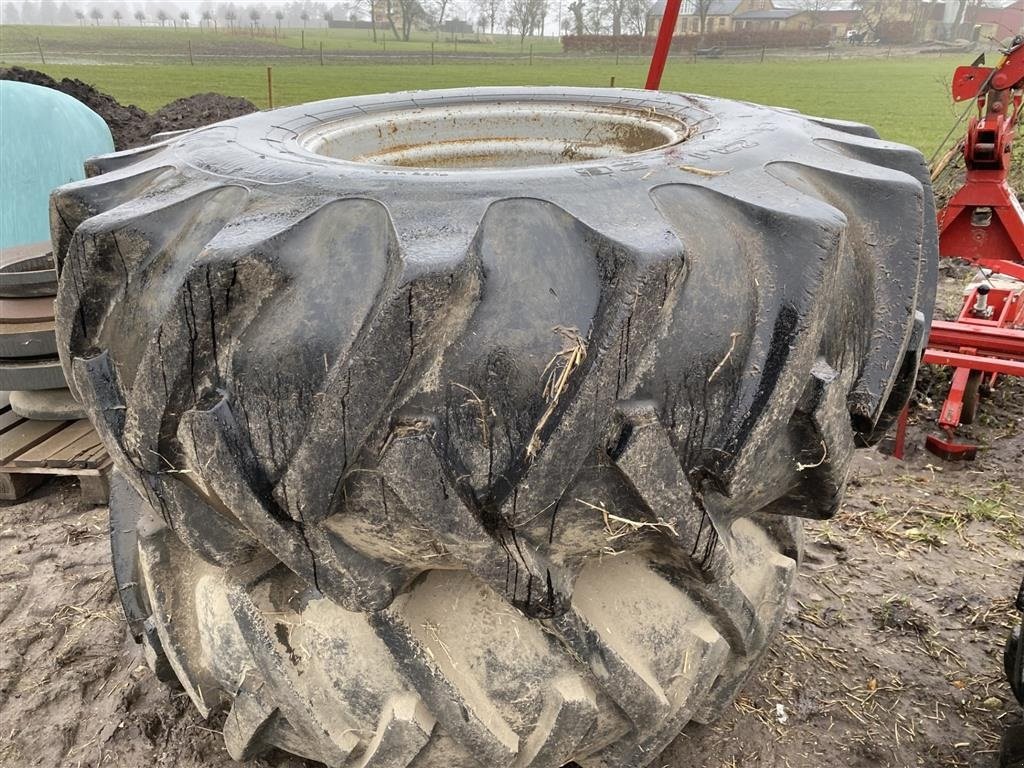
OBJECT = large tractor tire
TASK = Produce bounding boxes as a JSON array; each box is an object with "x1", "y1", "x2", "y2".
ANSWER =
[{"x1": 52, "y1": 88, "x2": 936, "y2": 768}]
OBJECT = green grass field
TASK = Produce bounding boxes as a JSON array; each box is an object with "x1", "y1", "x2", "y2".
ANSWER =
[
  {"x1": 0, "y1": 23, "x2": 564, "y2": 58},
  {"x1": 1, "y1": 24, "x2": 975, "y2": 154}
]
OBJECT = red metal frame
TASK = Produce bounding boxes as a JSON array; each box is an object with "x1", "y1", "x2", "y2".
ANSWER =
[
  {"x1": 914, "y1": 284, "x2": 1024, "y2": 459},
  {"x1": 906, "y1": 37, "x2": 1024, "y2": 460},
  {"x1": 937, "y1": 39, "x2": 1024, "y2": 275}
]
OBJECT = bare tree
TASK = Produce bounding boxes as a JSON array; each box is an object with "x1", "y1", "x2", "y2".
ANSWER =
[
  {"x1": 429, "y1": 0, "x2": 450, "y2": 28},
  {"x1": 508, "y1": 0, "x2": 546, "y2": 40},
  {"x1": 202, "y1": 9, "x2": 216, "y2": 27},
  {"x1": 585, "y1": 0, "x2": 606, "y2": 32},
  {"x1": 179, "y1": 9, "x2": 190, "y2": 25},
  {"x1": 395, "y1": 0, "x2": 424, "y2": 39},
  {"x1": 74, "y1": 8, "x2": 85, "y2": 24},
  {"x1": 350, "y1": 0, "x2": 378, "y2": 40},
  {"x1": 792, "y1": 0, "x2": 829, "y2": 29},
  {"x1": 222, "y1": 2, "x2": 238, "y2": 28},
  {"x1": 622, "y1": 0, "x2": 647, "y2": 34},
  {"x1": 382, "y1": 0, "x2": 400, "y2": 37},
  {"x1": 476, "y1": 0, "x2": 503, "y2": 32},
  {"x1": 248, "y1": 5, "x2": 261, "y2": 28},
  {"x1": 112, "y1": 8, "x2": 123, "y2": 24},
  {"x1": 156, "y1": 8, "x2": 169, "y2": 25},
  {"x1": 134, "y1": 9, "x2": 145, "y2": 24},
  {"x1": 88, "y1": 6, "x2": 102, "y2": 24},
  {"x1": 853, "y1": 0, "x2": 910, "y2": 38},
  {"x1": 274, "y1": 8, "x2": 284, "y2": 26},
  {"x1": 699, "y1": 0, "x2": 715, "y2": 36},
  {"x1": 569, "y1": 0, "x2": 585, "y2": 33},
  {"x1": 567, "y1": 0, "x2": 585, "y2": 33},
  {"x1": 300, "y1": 9, "x2": 309, "y2": 25},
  {"x1": 598, "y1": 0, "x2": 627, "y2": 35}
]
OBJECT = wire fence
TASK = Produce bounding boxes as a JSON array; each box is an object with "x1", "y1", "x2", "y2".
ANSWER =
[{"x1": 1, "y1": 36, "x2": 978, "y2": 68}]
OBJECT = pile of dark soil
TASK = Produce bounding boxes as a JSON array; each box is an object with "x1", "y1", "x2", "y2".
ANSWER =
[
  {"x1": 0, "y1": 66, "x2": 256, "y2": 150},
  {"x1": 150, "y1": 93, "x2": 258, "y2": 137}
]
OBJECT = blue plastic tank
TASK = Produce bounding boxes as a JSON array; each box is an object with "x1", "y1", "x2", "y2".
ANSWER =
[{"x1": 1, "y1": 80, "x2": 114, "y2": 249}]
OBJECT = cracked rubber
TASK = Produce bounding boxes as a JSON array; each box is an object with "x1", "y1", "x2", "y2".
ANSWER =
[{"x1": 56, "y1": 87, "x2": 936, "y2": 768}]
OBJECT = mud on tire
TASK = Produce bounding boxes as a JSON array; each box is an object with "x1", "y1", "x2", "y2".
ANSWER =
[{"x1": 54, "y1": 87, "x2": 937, "y2": 767}]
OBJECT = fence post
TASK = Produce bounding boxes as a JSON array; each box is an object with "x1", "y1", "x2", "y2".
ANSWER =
[
  {"x1": 188, "y1": 38, "x2": 194, "y2": 65},
  {"x1": 760, "y1": 44, "x2": 765, "y2": 62},
  {"x1": 610, "y1": 75, "x2": 615, "y2": 87},
  {"x1": 266, "y1": 66, "x2": 273, "y2": 109},
  {"x1": 301, "y1": 29, "x2": 304, "y2": 49},
  {"x1": 431, "y1": 41, "x2": 435, "y2": 64},
  {"x1": 615, "y1": 45, "x2": 619, "y2": 65},
  {"x1": 529, "y1": 44, "x2": 533, "y2": 64},
  {"x1": 36, "y1": 36, "x2": 45, "y2": 65},
  {"x1": 320, "y1": 40, "x2": 324, "y2": 65}
]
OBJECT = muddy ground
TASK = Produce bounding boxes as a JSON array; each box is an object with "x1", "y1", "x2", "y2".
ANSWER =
[{"x1": 0, "y1": 267, "x2": 1021, "y2": 768}]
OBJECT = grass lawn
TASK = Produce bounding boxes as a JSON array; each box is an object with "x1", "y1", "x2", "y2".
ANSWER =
[
  {"x1": 15, "y1": 55, "x2": 971, "y2": 153},
  {"x1": 2, "y1": 24, "x2": 978, "y2": 153}
]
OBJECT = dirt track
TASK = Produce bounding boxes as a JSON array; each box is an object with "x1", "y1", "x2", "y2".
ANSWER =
[{"x1": 0, "y1": 266, "x2": 1021, "y2": 768}]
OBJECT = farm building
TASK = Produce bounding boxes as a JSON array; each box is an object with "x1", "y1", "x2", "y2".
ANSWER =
[
  {"x1": 646, "y1": 0, "x2": 745, "y2": 36},
  {"x1": 969, "y1": 0, "x2": 1024, "y2": 38},
  {"x1": 646, "y1": 0, "x2": 860, "y2": 37}
]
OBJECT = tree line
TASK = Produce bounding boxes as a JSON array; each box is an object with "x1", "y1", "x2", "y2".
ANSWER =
[{"x1": 0, "y1": 0, "x2": 656, "y2": 38}]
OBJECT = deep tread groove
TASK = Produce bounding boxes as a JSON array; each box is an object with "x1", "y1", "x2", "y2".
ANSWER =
[
  {"x1": 610, "y1": 401, "x2": 732, "y2": 579},
  {"x1": 513, "y1": 678, "x2": 598, "y2": 768},
  {"x1": 380, "y1": 431, "x2": 572, "y2": 618},
  {"x1": 351, "y1": 694, "x2": 436, "y2": 768},
  {"x1": 223, "y1": 684, "x2": 281, "y2": 761},
  {"x1": 372, "y1": 608, "x2": 520, "y2": 768}
]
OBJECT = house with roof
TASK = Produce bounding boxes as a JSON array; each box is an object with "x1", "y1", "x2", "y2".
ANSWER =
[
  {"x1": 771, "y1": 0, "x2": 861, "y2": 37},
  {"x1": 732, "y1": 7, "x2": 813, "y2": 32},
  {"x1": 646, "y1": 0, "x2": 863, "y2": 38},
  {"x1": 969, "y1": 0, "x2": 1024, "y2": 38},
  {"x1": 647, "y1": 0, "x2": 758, "y2": 37}
]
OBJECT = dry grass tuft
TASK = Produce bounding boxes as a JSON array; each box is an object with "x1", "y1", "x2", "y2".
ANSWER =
[
  {"x1": 526, "y1": 326, "x2": 588, "y2": 460},
  {"x1": 575, "y1": 498, "x2": 679, "y2": 541}
]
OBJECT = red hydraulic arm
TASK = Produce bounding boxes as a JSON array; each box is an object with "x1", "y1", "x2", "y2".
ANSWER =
[
  {"x1": 937, "y1": 36, "x2": 1024, "y2": 277},
  {"x1": 646, "y1": 0, "x2": 684, "y2": 90},
  {"x1": 905, "y1": 35, "x2": 1024, "y2": 460}
]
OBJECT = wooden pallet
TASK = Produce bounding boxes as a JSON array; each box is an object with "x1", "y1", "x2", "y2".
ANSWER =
[{"x1": 0, "y1": 405, "x2": 111, "y2": 504}]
